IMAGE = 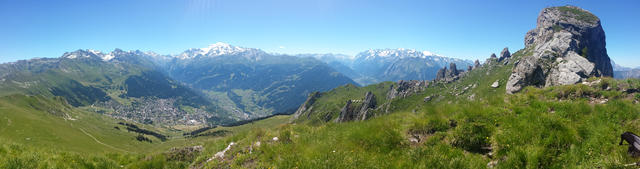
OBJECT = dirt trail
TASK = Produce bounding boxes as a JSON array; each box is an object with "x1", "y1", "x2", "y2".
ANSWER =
[
  {"x1": 65, "y1": 119, "x2": 131, "y2": 153},
  {"x1": 77, "y1": 127, "x2": 131, "y2": 153}
]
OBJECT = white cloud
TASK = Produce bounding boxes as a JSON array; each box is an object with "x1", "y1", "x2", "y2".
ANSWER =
[{"x1": 279, "y1": 46, "x2": 286, "y2": 49}]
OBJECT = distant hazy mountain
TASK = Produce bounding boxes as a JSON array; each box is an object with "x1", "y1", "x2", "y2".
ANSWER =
[
  {"x1": 612, "y1": 60, "x2": 640, "y2": 79},
  {"x1": 301, "y1": 49, "x2": 473, "y2": 85}
]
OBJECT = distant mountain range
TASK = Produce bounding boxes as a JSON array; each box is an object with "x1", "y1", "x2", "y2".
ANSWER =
[
  {"x1": 0, "y1": 43, "x2": 474, "y2": 126},
  {"x1": 612, "y1": 61, "x2": 640, "y2": 79},
  {"x1": 159, "y1": 43, "x2": 356, "y2": 119},
  {"x1": 300, "y1": 49, "x2": 473, "y2": 85},
  {"x1": 0, "y1": 43, "x2": 357, "y2": 125}
]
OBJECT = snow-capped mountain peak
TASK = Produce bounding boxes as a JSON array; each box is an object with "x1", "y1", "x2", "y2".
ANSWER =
[
  {"x1": 61, "y1": 49, "x2": 126, "y2": 61},
  {"x1": 199, "y1": 42, "x2": 247, "y2": 56},
  {"x1": 358, "y1": 48, "x2": 443, "y2": 60},
  {"x1": 176, "y1": 42, "x2": 265, "y2": 60}
]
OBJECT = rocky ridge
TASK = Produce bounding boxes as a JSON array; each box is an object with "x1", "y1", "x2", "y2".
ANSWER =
[{"x1": 506, "y1": 6, "x2": 613, "y2": 94}]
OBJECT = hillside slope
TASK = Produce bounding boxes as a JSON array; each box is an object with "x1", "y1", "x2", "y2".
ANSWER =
[{"x1": 186, "y1": 46, "x2": 640, "y2": 168}]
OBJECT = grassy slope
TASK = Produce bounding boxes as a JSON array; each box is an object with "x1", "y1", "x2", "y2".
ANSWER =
[
  {"x1": 0, "y1": 93, "x2": 290, "y2": 168},
  {"x1": 190, "y1": 48, "x2": 640, "y2": 168},
  {"x1": 293, "y1": 82, "x2": 394, "y2": 125}
]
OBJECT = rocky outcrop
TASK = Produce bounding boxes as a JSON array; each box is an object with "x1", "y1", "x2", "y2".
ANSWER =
[
  {"x1": 387, "y1": 80, "x2": 429, "y2": 100},
  {"x1": 357, "y1": 91, "x2": 377, "y2": 120},
  {"x1": 335, "y1": 91, "x2": 377, "y2": 122},
  {"x1": 486, "y1": 53, "x2": 498, "y2": 65},
  {"x1": 448, "y1": 63, "x2": 459, "y2": 77},
  {"x1": 435, "y1": 63, "x2": 465, "y2": 82},
  {"x1": 473, "y1": 60, "x2": 481, "y2": 69},
  {"x1": 506, "y1": 6, "x2": 613, "y2": 94},
  {"x1": 290, "y1": 92, "x2": 322, "y2": 121},
  {"x1": 436, "y1": 67, "x2": 447, "y2": 81},
  {"x1": 498, "y1": 47, "x2": 511, "y2": 62}
]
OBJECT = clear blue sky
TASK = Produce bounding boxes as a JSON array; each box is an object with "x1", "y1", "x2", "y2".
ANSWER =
[{"x1": 1, "y1": 0, "x2": 639, "y2": 67}]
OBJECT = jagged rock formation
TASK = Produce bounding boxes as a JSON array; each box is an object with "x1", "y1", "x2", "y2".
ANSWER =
[
  {"x1": 448, "y1": 63, "x2": 459, "y2": 77},
  {"x1": 506, "y1": 6, "x2": 613, "y2": 94},
  {"x1": 435, "y1": 63, "x2": 465, "y2": 82},
  {"x1": 498, "y1": 47, "x2": 511, "y2": 62},
  {"x1": 436, "y1": 67, "x2": 447, "y2": 80},
  {"x1": 486, "y1": 53, "x2": 498, "y2": 65},
  {"x1": 291, "y1": 92, "x2": 322, "y2": 120},
  {"x1": 386, "y1": 80, "x2": 429, "y2": 100},
  {"x1": 335, "y1": 91, "x2": 377, "y2": 122},
  {"x1": 473, "y1": 60, "x2": 481, "y2": 69}
]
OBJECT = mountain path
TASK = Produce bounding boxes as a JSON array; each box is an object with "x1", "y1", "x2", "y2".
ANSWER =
[
  {"x1": 77, "y1": 127, "x2": 131, "y2": 153},
  {"x1": 65, "y1": 118, "x2": 132, "y2": 153}
]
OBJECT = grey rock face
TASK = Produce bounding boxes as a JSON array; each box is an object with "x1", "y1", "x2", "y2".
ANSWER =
[
  {"x1": 506, "y1": 6, "x2": 613, "y2": 94},
  {"x1": 356, "y1": 91, "x2": 377, "y2": 121},
  {"x1": 336, "y1": 91, "x2": 378, "y2": 122},
  {"x1": 448, "y1": 63, "x2": 459, "y2": 77},
  {"x1": 291, "y1": 92, "x2": 322, "y2": 121},
  {"x1": 335, "y1": 100, "x2": 355, "y2": 122},
  {"x1": 498, "y1": 48, "x2": 511, "y2": 62},
  {"x1": 436, "y1": 67, "x2": 447, "y2": 81}
]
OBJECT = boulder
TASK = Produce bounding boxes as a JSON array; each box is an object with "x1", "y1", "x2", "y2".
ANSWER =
[
  {"x1": 424, "y1": 96, "x2": 432, "y2": 102},
  {"x1": 506, "y1": 6, "x2": 613, "y2": 94},
  {"x1": 491, "y1": 80, "x2": 500, "y2": 88}
]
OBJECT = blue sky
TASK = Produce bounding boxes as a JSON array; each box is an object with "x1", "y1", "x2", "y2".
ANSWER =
[{"x1": 1, "y1": 0, "x2": 639, "y2": 67}]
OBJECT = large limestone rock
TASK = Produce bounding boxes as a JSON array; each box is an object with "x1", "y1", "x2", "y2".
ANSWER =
[{"x1": 506, "y1": 6, "x2": 613, "y2": 94}]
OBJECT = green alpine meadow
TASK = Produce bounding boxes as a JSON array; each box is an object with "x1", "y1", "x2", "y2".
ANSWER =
[{"x1": 1, "y1": 1, "x2": 640, "y2": 169}]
